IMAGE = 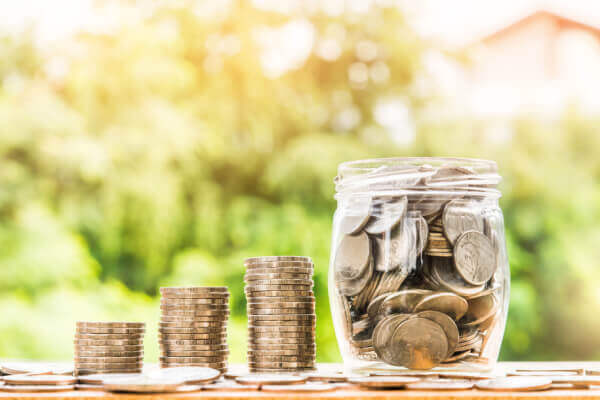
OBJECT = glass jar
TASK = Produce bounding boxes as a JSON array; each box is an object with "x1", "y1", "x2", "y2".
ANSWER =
[{"x1": 329, "y1": 158, "x2": 509, "y2": 373}]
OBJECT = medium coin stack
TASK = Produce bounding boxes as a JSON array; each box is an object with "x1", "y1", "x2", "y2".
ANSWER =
[
  {"x1": 332, "y1": 163, "x2": 506, "y2": 369},
  {"x1": 244, "y1": 256, "x2": 316, "y2": 373},
  {"x1": 159, "y1": 287, "x2": 229, "y2": 372},
  {"x1": 74, "y1": 322, "x2": 145, "y2": 376}
]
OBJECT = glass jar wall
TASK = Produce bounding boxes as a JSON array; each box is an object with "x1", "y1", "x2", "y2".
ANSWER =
[{"x1": 329, "y1": 158, "x2": 509, "y2": 373}]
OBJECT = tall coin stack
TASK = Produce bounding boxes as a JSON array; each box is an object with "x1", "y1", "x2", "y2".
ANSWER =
[
  {"x1": 244, "y1": 256, "x2": 316, "y2": 372},
  {"x1": 74, "y1": 321, "x2": 145, "y2": 376},
  {"x1": 159, "y1": 287, "x2": 230, "y2": 372}
]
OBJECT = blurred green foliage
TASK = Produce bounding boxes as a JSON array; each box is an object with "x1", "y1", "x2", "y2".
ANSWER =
[{"x1": 1, "y1": 1, "x2": 600, "y2": 363}]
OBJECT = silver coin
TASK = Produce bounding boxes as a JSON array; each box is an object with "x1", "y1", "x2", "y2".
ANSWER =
[
  {"x1": 406, "y1": 380, "x2": 474, "y2": 390},
  {"x1": 475, "y1": 377, "x2": 552, "y2": 391},
  {"x1": 0, "y1": 385, "x2": 75, "y2": 392},
  {"x1": 379, "y1": 289, "x2": 432, "y2": 315},
  {"x1": 103, "y1": 377, "x2": 183, "y2": 393},
  {"x1": 415, "y1": 310, "x2": 459, "y2": 356},
  {"x1": 410, "y1": 211, "x2": 429, "y2": 254},
  {"x1": 454, "y1": 230, "x2": 497, "y2": 285},
  {"x1": 388, "y1": 317, "x2": 448, "y2": 369},
  {"x1": 364, "y1": 197, "x2": 408, "y2": 235},
  {"x1": 261, "y1": 383, "x2": 337, "y2": 392},
  {"x1": 334, "y1": 232, "x2": 371, "y2": 293},
  {"x1": 431, "y1": 257, "x2": 485, "y2": 297},
  {"x1": 413, "y1": 292, "x2": 468, "y2": 321},
  {"x1": 442, "y1": 200, "x2": 484, "y2": 244},
  {"x1": 77, "y1": 373, "x2": 144, "y2": 384},
  {"x1": 349, "y1": 376, "x2": 419, "y2": 388},
  {"x1": 3, "y1": 375, "x2": 77, "y2": 386},
  {"x1": 235, "y1": 374, "x2": 307, "y2": 386},
  {"x1": 148, "y1": 367, "x2": 221, "y2": 384}
]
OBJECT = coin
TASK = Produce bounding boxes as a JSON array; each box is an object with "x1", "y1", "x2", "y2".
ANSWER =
[
  {"x1": 160, "y1": 298, "x2": 229, "y2": 305},
  {"x1": 411, "y1": 211, "x2": 429, "y2": 254},
  {"x1": 475, "y1": 377, "x2": 552, "y2": 391},
  {"x1": 431, "y1": 257, "x2": 484, "y2": 297},
  {"x1": 103, "y1": 377, "x2": 183, "y2": 393},
  {"x1": 247, "y1": 331, "x2": 314, "y2": 339},
  {"x1": 245, "y1": 267, "x2": 314, "y2": 275},
  {"x1": 76, "y1": 327, "x2": 145, "y2": 334},
  {"x1": 349, "y1": 376, "x2": 419, "y2": 388},
  {"x1": 75, "y1": 344, "x2": 143, "y2": 351},
  {"x1": 248, "y1": 325, "x2": 315, "y2": 333},
  {"x1": 159, "y1": 321, "x2": 226, "y2": 328},
  {"x1": 202, "y1": 382, "x2": 257, "y2": 391},
  {"x1": 75, "y1": 350, "x2": 143, "y2": 357},
  {"x1": 406, "y1": 380, "x2": 474, "y2": 390},
  {"x1": 159, "y1": 362, "x2": 227, "y2": 368},
  {"x1": 245, "y1": 273, "x2": 312, "y2": 281},
  {"x1": 245, "y1": 285, "x2": 313, "y2": 292},
  {"x1": 248, "y1": 349, "x2": 315, "y2": 357},
  {"x1": 380, "y1": 289, "x2": 432, "y2": 315},
  {"x1": 3, "y1": 375, "x2": 77, "y2": 386},
  {"x1": 244, "y1": 290, "x2": 314, "y2": 297},
  {"x1": 77, "y1": 322, "x2": 145, "y2": 328},
  {"x1": 388, "y1": 317, "x2": 448, "y2": 369},
  {"x1": 249, "y1": 338, "x2": 315, "y2": 345},
  {"x1": 74, "y1": 339, "x2": 144, "y2": 346},
  {"x1": 159, "y1": 338, "x2": 227, "y2": 345},
  {"x1": 159, "y1": 310, "x2": 230, "y2": 317},
  {"x1": 75, "y1": 362, "x2": 143, "y2": 369},
  {"x1": 160, "y1": 344, "x2": 228, "y2": 351},
  {"x1": 454, "y1": 231, "x2": 497, "y2": 285},
  {"x1": 373, "y1": 314, "x2": 411, "y2": 363},
  {"x1": 415, "y1": 310, "x2": 459, "y2": 356},
  {"x1": 160, "y1": 315, "x2": 229, "y2": 322},
  {"x1": 75, "y1": 333, "x2": 144, "y2": 340},
  {"x1": 249, "y1": 344, "x2": 315, "y2": 351},
  {"x1": 158, "y1": 333, "x2": 227, "y2": 340},
  {"x1": 364, "y1": 196, "x2": 408, "y2": 235},
  {"x1": 334, "y1": 232, "x2": 371, "y2": 294},
  {"x1": 551, "y1": 376, "x2": 600, "y2": 386},
  {"x1": 442, "y1": 200, "x2": 484, "y2": 244},
  {"x1": 77, "y1": 373, "x2": 144, "y2": 384},
  {"x1": 248, "y1": 308, "x2": 315, "y2": 315},
  {"x1": 249, "y1": 368, "x2": 315, "y2": 373},
  {"x1": 74, "y1": 357, "x2": 142, "y2": 364},
  {"x1": 75, "y1": 368, "x2": 143, "y2": 375},
  {"x1": 462, "y1": 294, "x2": 498, "y2": 326},
  {"x1": 160, "y1": 286, "x2": 228, "y2": 294},
  {"x1": 303, "y1": 372, "x2": 349, "y2": 382},
  {"x1": 261, "y1": 383, "x2": 336, "y2": 393},
  {"x1": 161, "y1": 351, "x2": 228, "y2": 357},
  {"x1": 247, "y1": 301, "x2": 314, "y2": 308},
  {"x1": 247, "y1": 296, "x2": 314, "y2": 303},
  {"x1": 75, "y1": 384, "x2": 104, "y2": 390},
  {"x1": 0, "y1": 385, "x2": 75, "y2": 392},
  {"x1": 235, "y1": 374, "x2": 307, "y2": 385},
  {"x1": 245, "y1": 279, "x2": 314, "y2": 287},
  {"x1": 249, "y1": 314, "x2": 315, "y2": 321},
  {"x1": 159, "y1": 356, "x2": 227, "y2": 363},
  {"x1": 159, "y1": 327, "x2": 226, "y2": 334},
  {"x1": 245, "y1": 256, "x2": 312, "y2": 264},
  {"x1": 413, "y1": 292, "x2": 468, "y2": 321}
]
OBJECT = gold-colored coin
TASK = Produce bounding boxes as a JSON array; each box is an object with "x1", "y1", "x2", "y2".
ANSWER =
[
  {"x1": 244, "y1": 290, "x2": 314, "y2": 297},
  {"x1": 158, "y1": 333, "x2": 227, "y2": 340},
  {"x1": 244, "y1": 256, "x2": 312, "y2": 265},
  {"x1": 388, "y1": 317, "x2": 448, "y2": 369},
  {"x1": 248, "y1": 314, "x2": 315, "y2": 321},
  {"x1": 159, "y1": 356, "x2": 227, "y2": 363},
  {"x1": 249, "y1": 337, "x2": 315, "y2": 345},
  {"x1": 245, "y1": 267, "x2": 313, "y2": 275},
  {"x1": 159, "y1": 339, "x2": 227, "y2": 345},
  {"x1": 75, "y1": 344, "x2": 143, "y2": 351},
  {"x1": 75, "y1": 350, "x2": 143, "y2": 357},
  {"x1": 160, "y1": 298, "x2": 229, "y2": 305},
  {"x1": 74, "y1": 333, "x2": 144, "y2": 340},
  {"x1": 74, "y1": 356, "x2": 142, "y2": 363},
  {"x1": 74, "y1": 339, "x2": 144, "y2": 346},
  {"x1": 76, "y1": 327, "x2": 145, "y2": 334},
  {"x1": 159, "y1": 321, "x2": 226, "y2": 328},
  {"x1": 159, "y1": 344, "x2": 228, "y2": 351},
  {"x1": 161, "y1": 350, "x2": 229, "y2": 357},
  {"x1": 248, "y1": 325, "x2": 314, "y2": 333},
  {"x1": 76, "y1": 322, "x2": 145, "y2": 328},
  {"x1": 160, "y1": 309, "x2": 230, "y2": 316},
  {"x1": 159, "y1": 327, "x2": 226, "y2": 334},
  {"x1": 160, "y1": 315, "x2": 229, "y2": 322},
  {"x1": 75, "y1": 368, "x2": 143, "y2": 375}
]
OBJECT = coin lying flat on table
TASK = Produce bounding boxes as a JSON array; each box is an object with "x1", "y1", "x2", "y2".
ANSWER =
[
  {"x1": 0, "y1": 385, "x2": 75, "y2": 392},
  {"x1": 261, "y1": 383, "x2": 337, "y2": 393},
  {"x1": 148, "y1": 367, "x2": 221, "y2": 384},
  {"x1": 406, "y1": 380, "x2": 474, "y2": 390},
  {"x1": 202, "y1": 382, "x2": 257, "y2": 391},
  {"x1": 475, "y1": 377, "x2": 552, "y2": 391},
  {"x1": 349, "y1": 376, "x2": 420, "y2": 389},
  {"x1": 103, "y1": 377, "x2": 183, "y2": 393},
  {"x1": 235, "y1": 374, "x2": 307, "y2": 386},
  {"x1": 3, "y1": 375, "x2": 77, "y2": 386},
  {"x1": 77, "y1": 373, "x2": 145, "y2": 385}
]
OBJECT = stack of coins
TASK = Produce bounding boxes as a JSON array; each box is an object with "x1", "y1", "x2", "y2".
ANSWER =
[
  {"x1": 159, "y1": 287, "x2": 230, "y2": 372},
  {"x1": 74, "y1": 322, "x2": 145, "y2": 376},
  {"x1": 244, "y1": 256, "x2": 316, "y2": 373}
]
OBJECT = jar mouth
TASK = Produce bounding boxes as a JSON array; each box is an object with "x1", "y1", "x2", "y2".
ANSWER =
[{"x1": 335, "y1": 157, "x2": 501, "y2": 200}]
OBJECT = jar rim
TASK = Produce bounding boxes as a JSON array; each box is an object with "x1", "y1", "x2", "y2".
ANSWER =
[
  {"x1": 338, "y1": 157, "x2": 498, "y2": 174},
  {"x1": 335, "y1": 157, "x2": 501, "y2": 199}
]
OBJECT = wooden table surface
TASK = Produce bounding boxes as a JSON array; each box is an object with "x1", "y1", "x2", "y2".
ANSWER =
[{"x1": 2, "y1": 362, "x2": 600, "y2": 400}]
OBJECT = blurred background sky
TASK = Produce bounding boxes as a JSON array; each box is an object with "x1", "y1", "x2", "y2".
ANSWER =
[{"x1": 1, "y1": 0, "x2": 600, "y2": 363}]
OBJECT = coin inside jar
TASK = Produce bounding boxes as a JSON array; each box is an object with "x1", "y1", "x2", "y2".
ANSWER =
[
  {"x1": 388, "y1": 317, "x2": 448, "y2": 369},
  {"x1": 413, "y1": 292, "x2": 468, "y2": 321},
  {"x1": 442, "y1": 200, "x2": 484, "y2": 244},
  {"x1": 453, "y1": 230, "x2": 497, "y2": 285},
  {"x1": 364, "y1": 196, "x2": 408, "y2": 235}
]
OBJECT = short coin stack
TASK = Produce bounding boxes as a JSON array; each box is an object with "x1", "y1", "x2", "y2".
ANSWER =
[
  {"x1": 244, "y1": 256, "x2": 316, "y2": 372},
  {"x1": 74, "y1": 322, "x2": 145, "y2": 376},
  {"x1": 159, "y1": 287, "x2": 230, "y2": 372}
]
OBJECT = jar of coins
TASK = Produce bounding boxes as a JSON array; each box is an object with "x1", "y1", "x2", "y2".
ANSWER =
[{"x1": 329, "y1": 158, "x2": 509, "y2": 372}]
